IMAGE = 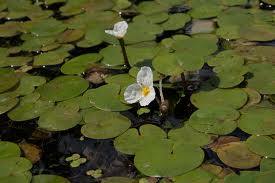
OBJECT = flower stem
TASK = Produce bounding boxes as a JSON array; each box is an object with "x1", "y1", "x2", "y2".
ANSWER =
[
  {"x1": 159, "y1": 79, "x2": 164, "y2": 103},
  {"x1": 118, "y1": 38, "x2": 130, "y2": 69}
]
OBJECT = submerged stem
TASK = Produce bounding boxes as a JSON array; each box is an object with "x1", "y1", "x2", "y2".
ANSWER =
[
  {"x1": 159, "y1": 79, "x2": 164, "y2": 103},
  {"x1": 118, "y1": 38, "x2": 130, "y2": 69}
]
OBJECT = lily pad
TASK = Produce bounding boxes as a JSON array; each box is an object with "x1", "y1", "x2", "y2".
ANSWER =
[
  {"x1": 242, "y1": 88, "x2": 261, "y2": 108},
  {"x1": 101, "y1": 177, "x2": 137, "y2": 183},
  {"x1": 173, "y1": 168, "x2": 216, "y2": 183},
  {"x1": 0, "y1": 72, "x2": 19, "y2": 93},
  {"x1": 32, "y1": 175, "x2": 70, "y2": 183},
  {"x1": 83, "y1": 84, "x2": 131, "y2": 111},
  {"x1": 36, "y1": 76, "x2": 89, "y2": 102},
  {"x1": 188, "y1": 106, "x2": 239, "y2": 135},
  {"x1": 238, "y1": 107, "x2": 275, "y2": 135},
  {"x1": 81, "y1": 110, "x2": 131, "y2": 139},
  {"x1": 134, "y1": 141, "x2": 204, "y2": 177},
  {"x1": 255, "y1": 170, "x2": 275, "y2": 183},
  {"x1": 246, "y1": 136, "x2": 275, "y2": 158},
  {"x1": 13, "y1": 75, "x2": 46, "y2": 96},
  {"x1": 224, "y1": 171, "x2": 259, "y2": 183},
  {"x1": 191, "y1": 88, "x2": 247, "y2": 109},
  {"x1": 61, "y1": 53, "x2": 102, "y2": 74},
  {"x1": 0, "y1": 157, "x2": 32, "y2": 183},
  {"x1": 0, "y1": 92, "x2": 19, "y2": 115},
  {"x1": 168, "y1": 124, "x2": 215, "y2": 146},
  {"x1": 0, "y1": 141, "x2": 20, "y2": 159},
  {"x1": 38, "y1": 102, "x2": 81, "y2": 131},
  {"x1": 114, "y1": 124, "x2": 167, "y2": 155},
  {"x1": 57, "y1": 29, "x2": 85, "y2": 43},
  {"x1": 260, "y1": 158, "x2": 275, "y2": 171},
  {"x1": 105, "y1": 74, "x2": 135, "y2": 88},
  {"x1": 161, "y1": 13, "x2": 190, "y2": 31},
  {"x1": 8, "y1": 98, "x2": 54, "y2": 122},
  {"x1": 216, "y1": 142, "x2": 261, "y2": 169}
]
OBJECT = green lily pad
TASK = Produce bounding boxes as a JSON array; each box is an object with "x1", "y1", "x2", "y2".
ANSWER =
[
  {"x1": 32, "y1": 175, "x2": 70, "y2": 183},
  {"x1": 101, "y1": 177, "x2": 137, "y2": 183},
  {"x1": 83, "y1": 84, "x2": 131, "y2": 111},
  {"x1": 242, "y1": 88, "x2": 261, "y2": 108},
  {"x1": 260, "y1": 158, "x2": 275, "y2": 171},
  {"x1": 189, "y1": 4, "x2": 222, "y2": 19},
  {"x1": 8, "y1": 98, "x2": 54, "y2": 122},
  {"x1": 13, "y1": 75, "x2": 46, "y2": 96},
  {"x1": 238, "y1": 107, "x2": 275, "y2": 135},
  {"x1": 188, "y1": 106, "x2": 239, "y2": 135},
  {"x1": 0, "y1": 72, "x2": 19, "y2": 93},
  {"x1": 161, "y1": 13, "x2": 190, "y2": 31},
  {"x1": 26, "y1": 18, "x2": 66, "y2": 37},
  {"x1": 207, "y1": 50, "x2": 244, "y2": 67},
  {"x1": 61, "y1": 54, "x2": 102, "y2": 74},
  {"x1": 57, "y1": 29, "x2": 85, "y2": 43},
  {"x1": 168, "y1": 124, "x2": 216, "y2": 146},
  {"x1": 0, "y1": 92, "x2": 19, "y2": 115},
  {"x1": 38, "y1": 102, "x2": 81, "y2": 131},
  {"x1": 216, "y1": 142, "x2": 261, "y2": 169},
  {"x1": 105, "y1": 74, "x2": 135, "y2": 88},
  {"x1": 134, "y1": 141, "x2": 204, "y2": 177},
  {"x1": 173, "y1": 168, "x2": 216, "y2": 183},
  {"x1": 0, "y1": 56, "x2": 33, "y2": 68},
  {"x1": 255, "y1": 170, "x2": 275, "y2": 183},
  {"x1": 152, "y1": 52, "x2": 184, "y2": 76},
  {"x1": 246, "y1": 136, "x2": 275, "y2": 158},
  {"x1": 0, "y1": 21, "x2": 22, "y2": 37},
  {"x1": 99, "y1": 46, "x2": 124, "y2": 66},
  {"x1": 246, "y1": 63, "x2": 275, "y2": 95},
  {"x1": 114, "y1": 124, "x2": 167, "y2": 155},
  {"x1": 33, "y1": 46, "x2": 72, "y2": 66},
  {"x1": 0, "y1": 141, "x2": 20, "y2": 159},
  {"x1": 191, "y1": 88, "x2": 247, "y2": 109},
  {"x1": 0, "y1": 157, "x2": 32, "y2": 183},
  {"x1": 81, "y1": 110, "x2": 131, "y2": 139},
  {"x1": 137, "y1": 1, "x2": 167, "y2": 15},
  {"x1": 224, "y1": 171, "x2": 259, "y2": 183},
  {"x1": 20, "y1": 34, "x2": 56, "y2": 52},
  {"x1": 240, "y1": 23, "x2": 275, "y2": 41},
  {"x1": 222, "y1": 0, "x2": 247, "y2": 6},
  {"x1": 36, "y1": 76, "x2": 89, "y2": 102}
]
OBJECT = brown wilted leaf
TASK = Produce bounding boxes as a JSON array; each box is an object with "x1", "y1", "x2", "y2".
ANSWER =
[{"x1": 19, "y1": 142, "x2": 42, "y2": 164}]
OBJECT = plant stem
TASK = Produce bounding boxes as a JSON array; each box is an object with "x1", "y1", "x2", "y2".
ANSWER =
[
  {"x1": 118, "y1": 38, "x2": 130, "y2": 69},
  {"x1": 159, "y1": 79, "x2": 164, "y2": 103}
]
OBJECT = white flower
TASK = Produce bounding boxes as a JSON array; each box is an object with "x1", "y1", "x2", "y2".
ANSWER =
[
  {"x1": 124, "y1": 66, "x2": 155, "y2": 106},
  {"x1": 105, "y1": 21, "x2": 128, "y2": 38}
]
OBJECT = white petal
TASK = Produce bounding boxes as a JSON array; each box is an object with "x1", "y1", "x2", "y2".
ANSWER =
[
  {"x1": 113, "y1": 21, "x2": 128, "y2": 37},
  {"x1": 124, "y1": 83, "x2": 142, "y2": 104},
  {"x1": 139, "y1": 86, "x2": 155, "y2": 106},
  {"x1": 137, "y1": 66, "x2": 153, "y2": 87}
]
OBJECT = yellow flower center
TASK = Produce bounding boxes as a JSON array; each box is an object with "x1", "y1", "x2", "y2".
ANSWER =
[{"x1": 142, "y1": 86, "x2": 150, "y2": 96}]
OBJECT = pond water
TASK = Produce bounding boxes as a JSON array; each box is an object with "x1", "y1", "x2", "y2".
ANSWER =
[{"x1": 0, "y1": 0, "x2": 275, "y2": 183}]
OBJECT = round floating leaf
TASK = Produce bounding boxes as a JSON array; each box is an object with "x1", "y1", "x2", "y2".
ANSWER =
[
  {"x1": 114, "y1": 124, "x2": 167, "y2": 155},
  {"x1": 216, "y1": 142, "x2": 261, "y2": 169},
  {"x1": 207, "y1": 50, "x2": 244, "y2": 67},
  {"x1": 222, "y1": 0, "x2": 247, "y2": 6},
  {"x1": 137, "y1": 1, "x2": 167, "y2": 15},
  {"x1": 0, "y1": 141, "x2": 20, "y2": 159},
  {"x1": 0, "y1": 157, "x2": 32, "y2": 182},
  {"x1": 213, "y1": 72, "x2": 245, "y2": 88},
  {"x1": 38, "y1": 103, "x2": 81, "y2": 131},
  {"x1": 172, "y1": 35, "x2": 218, "y2": 58},
  {"x1": 188, "y1": 106, "x2": 239, "y2": 135},
  {"x1": 255, "y1": 170, "x2": 275, "y2": 183},
  {"x1": 32, "y1": 175, "x2": 70, "y2": 183},
  {"x1": 37, "y1": 76, "x2": 89, "y2": 102},
  {"x1": 13, "y1": 75, "x2": 46, "y2": 96},
  {"x1": 33, "y1": 47, "x2": 71, "y2": 66},
  {"x1": 8, "y1": 99, "x2": 54, "y2": 122},
  {"x1": 101, "y1": 177, "x2": 137, "y2": 183},
  {"x1": 242, "y1": 88, "x2": 261, "y2": 108},
  {"x1": 246, "y1": 136, "x2": 275, "y2": 158},
  {"x1": 0, "y1": 72, "x2": 19, "y2": 93},
  {"x1": 173, "y1": 168, "x2": 216, "y2": 183},
  {"x1": 61, "y1": 53, "x2": 102, "y2": 74},
  {"x1": 57, "y1": 29, "x2": 85, "y2": 43},
  {"x1": 0, "y1": 56, "x2": 33, "y2": 68},
  {"x1": 134, "y1": 141, "x2": 205, "y2": 177},
  {"x1": 161, "y1": 13, "x2": 190, "y2": 31},
  {"x1": 84, "y1": 84, "x2": 131, "y2": 111},
  {"x1": 260, "y1": 158, "x2": 275, "y2": 171},
  {"x1": 20, "y1": 34, "x2": 56, "y2": 52},
  {"x1": 246, "y1": 63, "x2": 275, "y2": 95},
  {"x1": 81, "y1": 110, "x2": 131, "y2": 139},
  {"x1": 27, "y1": 18, "x2": 66, "y2": 37},
  {"x1": 105, "y1": 74, "x2": 135, "y2": 88},
  {"x1": 168, "y1": 124, "x2": 215, "y2": 146},
  {"x1": 152, "y1": 52, "x2": 184, "y2": 76},
  {"x1": 224, "y1": 171, "x2": 259, "y2": 183},
  {"x1": 191, "y1": 88, "x2": 247, "y2": 109},
  {"x1": 240, "y1": 24, "x2": 275, "y2": 41},
  {"x1": 189, "y1": 4, "x2": 222, "y2": 19},
  {"x1": 238, "y1": 108, "x2": 275, "y2": 135},
  {"x1": 0, "y1": 92, "x2": 19, "y2": 115},
  {"x1": 0, "y1": 22, "x2": 22, "y2": 37},
  {"x1": 100, "y1": 46, "x2": 124, "y2": 66}
]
